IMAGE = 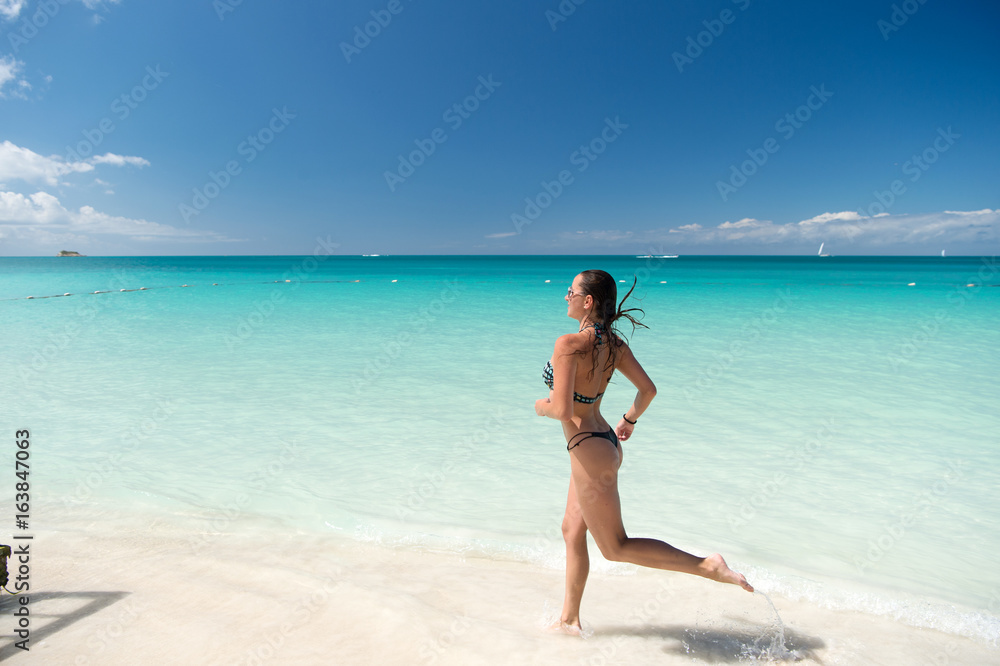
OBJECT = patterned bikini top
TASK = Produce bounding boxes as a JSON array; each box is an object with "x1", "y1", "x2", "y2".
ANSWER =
[{"x1": 542, "y1": 322, "x2": 606, "y2": 404}]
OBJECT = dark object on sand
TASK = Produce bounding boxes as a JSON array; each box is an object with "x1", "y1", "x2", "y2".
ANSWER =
[{"x1": 0, "y1": 544, "x2": 10, "y2": 590}]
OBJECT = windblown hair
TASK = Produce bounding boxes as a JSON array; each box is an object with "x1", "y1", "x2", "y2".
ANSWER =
[{"x1": 577, "y1": 269, "x2": 648, "y2": 379}]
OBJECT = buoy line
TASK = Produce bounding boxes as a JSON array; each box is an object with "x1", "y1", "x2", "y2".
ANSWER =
[
  {"x1": 4, "y1": 279, "x2": 998, "y2": 303},
  {"x1": 0, "y1": 278, "x2": 376, "y2": 302}
]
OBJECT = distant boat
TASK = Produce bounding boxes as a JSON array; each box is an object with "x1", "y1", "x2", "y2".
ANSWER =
[
  {"x1": 941, "y1": 249, "x2": 946, "y2": 257},
  {"x1": 818, "y1": 243, "x2": 830, "y2": 257},
  {"x1": 362, "y1": 254, "x2": 381, "y2": 257},
  {"x1": 636, "y1": 255, "x2": 678, "y2": 259}
]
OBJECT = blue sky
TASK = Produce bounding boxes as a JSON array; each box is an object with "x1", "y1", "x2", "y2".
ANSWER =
[{"x1": 0, "y1": 0, "x2": 997, "y2": 256}]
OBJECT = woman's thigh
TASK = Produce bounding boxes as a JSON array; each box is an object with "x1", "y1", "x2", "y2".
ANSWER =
[{"x1": 569, "y1": 438, "x2": 626, "y2": 552}]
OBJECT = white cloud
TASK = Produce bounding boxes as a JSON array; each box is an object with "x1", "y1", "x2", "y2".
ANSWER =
[
  {"x1": 0, "y1": 190, "x2": 236, "y2": 244},
  {"x1": 662, "y1": 209, "x2": 1000, "y2": 248},
  {"x1": 0, "y1": 0, "x2": 26, "y2": 20},
  {"x1": 89, "y1": 153, "x2": 151, "y2": 168},
  {"x1": 0, "y1": 140, "x2": 148, "y2": 186},
  {"x1": 0, "y1": 55, "x2": 28, "y2": 99},
  {"x1": 574, "y1": 229, "x2": 634, "y2": 241},
  {"x1": 81, "y1": 0, "x2": 122, "y2": 9},
  {"x1": 718, "y1": 217, "x2": 771, "y2": 230},
  {"x1": 0, "y1": 0, "x2": 121, "y2": 21},
  {"x1": 797, "y1": 211, "x2": 863, "y2": 226},
  {"x1": 555, "y1": 209, "x2": 999, "y2": 253}
]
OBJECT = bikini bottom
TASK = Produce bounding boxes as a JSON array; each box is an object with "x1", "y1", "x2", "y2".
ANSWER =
[{"x1": 566, "y1": 427, "x2": 619, "y2": 451}]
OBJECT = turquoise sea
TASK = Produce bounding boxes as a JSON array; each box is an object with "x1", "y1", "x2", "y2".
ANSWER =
[{"x1": 2, "y1": 254, "x2": 999, "y2": 650}]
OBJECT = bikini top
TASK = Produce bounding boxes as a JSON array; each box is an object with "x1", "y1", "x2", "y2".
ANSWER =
[{"x1": 542, "y1": 323, "x2": 606, "y2": 404}]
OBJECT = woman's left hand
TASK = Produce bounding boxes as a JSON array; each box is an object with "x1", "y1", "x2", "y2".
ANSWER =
[
  {"x1": 615, "y1": 419, "x2": 635, "y2": 442},
  {"x1": 535, "y1": 398, "x2": 550, "y2": 416}
]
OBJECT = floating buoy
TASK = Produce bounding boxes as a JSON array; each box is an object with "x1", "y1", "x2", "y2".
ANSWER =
[
  {"x1": 660, "y1": 281, "x2": 666, "y2": 283},
  {"x1": 285, "y1": 280, "x2": 291, "y2": 283},
  {"x1": 181, "y1": 284, "x2": 189, "y2": 287},
  {"x1": 26, "y1": 296, "x2": 34, "y2": 299},
  {"x1": 967, "y1": 283, "x2": 975, "y2": 287},
  {"x1": 391, "y1": 279, "x2": 397, "y2": 283},
  {"x1": 544, "y1": 279, "x2": 550, "y2": 283},
  {"x1": 907, "y1": 283, "x2": 916, "y2": 286},
  {"x1": 64, "y1": 293, "x2": 71, "y2": 296},
  {"x1": 120, "y1": 288, "x2": 127, "y2": 292},
  {"x1": 140, "y1": 287, "x2": 148, "y2": 290},
  {"x1": 213, "y1": 283, "x2": 219, "y2": 286}
]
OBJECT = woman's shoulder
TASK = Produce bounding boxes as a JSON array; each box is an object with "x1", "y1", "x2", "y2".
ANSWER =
[{"x1": 553, "y1": 331, "x2": 590, "y2": 353}]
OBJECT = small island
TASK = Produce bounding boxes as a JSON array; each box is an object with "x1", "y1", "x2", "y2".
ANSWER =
[{"x1": 56, "y1": 250, "x2": 85, "y2": 257}]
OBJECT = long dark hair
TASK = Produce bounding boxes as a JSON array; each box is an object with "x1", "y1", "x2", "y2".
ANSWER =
[{"x1": 577, "y1": 269, "x2": 648, "y2": 379}]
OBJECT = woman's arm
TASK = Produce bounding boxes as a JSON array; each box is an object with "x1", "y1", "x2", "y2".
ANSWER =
[
  {"x1": 613, "y1": 342, "x2": 656, "y2": 441},
  {"x1": 535, "y1": 335, "x2": 578, "y2": 421}
]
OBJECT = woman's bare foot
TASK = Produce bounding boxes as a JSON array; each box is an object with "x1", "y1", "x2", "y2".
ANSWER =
[
  {"x1": 699, "y1": 553, "x2": 754, "y2": 592},
  {"x1": 547, "y1": 619, "x2": 583, "y2": 636}
]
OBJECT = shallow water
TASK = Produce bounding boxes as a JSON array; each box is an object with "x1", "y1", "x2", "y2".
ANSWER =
[{"x1": 2, "y1": 254, "x2": 998, "y2": 651}]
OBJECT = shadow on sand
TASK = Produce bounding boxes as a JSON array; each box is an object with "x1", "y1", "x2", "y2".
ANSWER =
[
  {"x1": 0, "y1": 590, "x2": 130, "y2": 660},
  {"x1": 589, "y1": 620, "x2": 826, "y2": 663}
]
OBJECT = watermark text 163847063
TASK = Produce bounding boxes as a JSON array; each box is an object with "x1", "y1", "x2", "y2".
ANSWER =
[{"x1": 12, "y1": 429, "x2": 33, "y2": 651}]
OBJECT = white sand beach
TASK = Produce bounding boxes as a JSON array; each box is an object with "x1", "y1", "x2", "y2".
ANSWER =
[{"x1": 2, "y1": 507, "x2": 996, "y2": 665}]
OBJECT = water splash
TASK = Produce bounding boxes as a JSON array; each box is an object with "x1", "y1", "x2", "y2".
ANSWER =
[{"x1": 740, "y1": 591, "x2": 803, "y2": 662}]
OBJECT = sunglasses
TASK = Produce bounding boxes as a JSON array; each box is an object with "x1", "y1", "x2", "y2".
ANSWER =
[{"x1": 567, "y1": 288, "x2": 586, "y2": 298}]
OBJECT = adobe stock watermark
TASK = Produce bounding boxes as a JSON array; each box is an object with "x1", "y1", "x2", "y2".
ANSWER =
[
  {"x1": 384, "y1": 75, "x2": 501, "y2": 192},
  {"x1": 396, "y1": 407, "x2": 506, "y2": 521},
  {"x1": 509, "y1": 116, "x2": 628, "y2": 234},
  {"x1": 213, "y1": 0, "x2": 245, "y2": 21},
  {"x1": 886, "y1": 256, "x2": 997, "y2": 372},
  {"x1": 672, "y1": 0, "x2": 752, "y2": 73},
  {"x1": 62, "y1": 397, "x2": 179, "y2": 505},
  {"x1": 717, "y1": 84, "x2": 833, "y2": 202},
  {"x1": 988, "y1": 588, "x2": 1000, "y2": 616},
  {"x1": 16, "y1": 265, "x2": 147, "y2": 390},
  {"x1": 223, "y1": 236, "x2": 341, "y2": 351},
  {"x1": 631, "y1": 247, "x2": 676, "y2": 290},
  {"x1": 877, "y1": 0, "x2": 929, "y2": 41},
  {"x1": 340, "y1": 0, "x2": 414, "y2": 64},
  {"x1": 73, "y1": 598, "x2": 149, "y2": 665},
  {"x1": 683, "y1": 288, "x2": 798, "y2": 404},
  {"x1": 64, "y1": 65, "x2": 169, "y2": 163},
  {"x1": 926, "y1": 641, "x2": 963, "y2": 666},
  {"x1": 728, "y1": 418, "x2": 837, "y2": 533},
  {"x1": 581, "y1": 580, "x2": 676, "y2": 666},
  {"x1": 179, "y1": 106, "x2": 295, "y2": 223},
  {"x1": 419, "y1": 613, "x2": 474, "y2": 665},
  {"x1": 851, "y1": 126, "x2": 959, "y2": 224},
  {"x1": 6, "y1": 0, "x2": 73, "y2": 54},
  {"x1": 544, "y1": 0, "x2": 589, "y2": 31},
  {"x1": 233, "y1": 572, "x2": 344, "y2": 666},
  {"x1": 853, "y1": 459, "x2": 965, "y2": 574},
  {"x1": 188, "y1": 439, "x2": 300, "y2": 555},
  {"x1": 350, "y1": 279, "x2": 464, "y2": 393}
]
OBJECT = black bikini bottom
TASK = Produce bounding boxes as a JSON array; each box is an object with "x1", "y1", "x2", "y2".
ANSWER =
[{"x1": 566, "y1": 427, "x2": 619, "y2": 451}]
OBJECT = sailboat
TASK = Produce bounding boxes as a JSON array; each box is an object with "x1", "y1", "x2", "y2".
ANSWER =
[
  {"x1": 941, "y1": 249, "x2": 946, "y2": 258},
  {"x1": 818, "y1": 242, "x2": 830, "y2": 257}
]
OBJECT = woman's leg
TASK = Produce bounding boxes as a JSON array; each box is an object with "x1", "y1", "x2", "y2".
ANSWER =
[
  {"x1": 556, "y1": 474, "x2": 589, "y2": 632},
  {"x1": 569, "y1": 437, "x2": 753, "y2": 592}
]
